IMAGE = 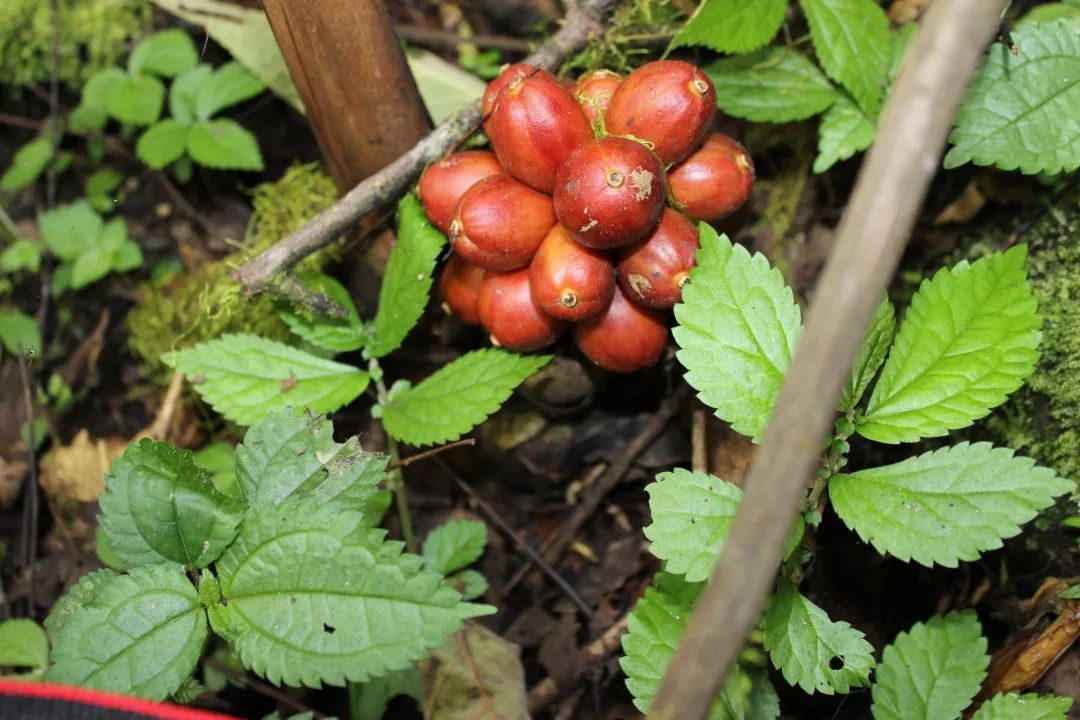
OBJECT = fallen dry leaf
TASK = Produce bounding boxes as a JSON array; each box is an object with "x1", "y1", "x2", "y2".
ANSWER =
[
  {"x1": 981, "y1": 602, "x2": 1080, "y2": 699},
  {"x1": 0, "y1": 454, "x2": 29, "y2": 506},
  {"x1": 40, "y1": 430, "x2": 128, "y2": 503},
  {"x1": 889, "y1": 0, "x2": 932, "y2": 22},
  {"x1": 421, "y1": 622, "x2": 529, "y2": 720}
]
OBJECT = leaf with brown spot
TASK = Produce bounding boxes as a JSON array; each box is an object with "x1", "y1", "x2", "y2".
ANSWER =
[{"x1": 421, "y1": 622, "x2": 529, "y2": 720}]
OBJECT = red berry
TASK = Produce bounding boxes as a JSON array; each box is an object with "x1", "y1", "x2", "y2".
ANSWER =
[
  {"x1": 604, "y1": 60, "x2": 716, "y2": 165},
  {"x1": 418, "y1": 151, "x2": 506, "y2": 235},
  {"x1": 529, "y1": 224, "x2": 616, "y2": 321},
  {"x1": 574, "y1": 286, "x2": 668, "y2": 373},
  {"x1": 478, "y1": 268, "x2": 565, "y2": 352},
  {"x1": 486, "y1": 71, "x2": 593, "y2": 193},
  {"x1": 617, "y1": 208, "x2": 699, "y2": 309},
  {"x1": 482, "y1": 63, "x2": 537, "y2": 116},
  {"x1": 450, "y1": 175, "x2": 556, "y2": 271},
  {"x1": 572, "y1": 69, "x2": 622, "y2": 130},
  {"x1": 438, "y1": 254, "x2": 485, "y2": 325},
  {"x1": 668, "y1": 133, "x2": 755, "y2": 222},
  {"x1": 553, "y1": 136, "x2": 666, "y2": 250}
]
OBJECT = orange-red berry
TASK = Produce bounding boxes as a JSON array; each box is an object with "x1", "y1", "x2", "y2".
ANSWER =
[
  {"x1": 418, "y1": 151, "x2": 506, "y2": 235},
  {"x1": 450, "y1": 175, "x2": 556, "y2": 271},
  {"x1": 529, "y1": 225, "x2": 616, "y2": 321},
  {"x1": 617, "y1": 208, "x2": 699, "y2": 309},
  {"x1": 668, "y1": 133, "x2": 755, "y2": 222},
  {"x1": 438, "y1": 254, "x2": 486, "y2": 325},
  {"x1": 573, "y1": 69, "x2": 622, "y2": 130},
  {"x1": 478, "y1": 268, "x2": 565, "y2": 351},
  {"x1": 574, "y1": 286, "x2": 668, "y2": 373}
]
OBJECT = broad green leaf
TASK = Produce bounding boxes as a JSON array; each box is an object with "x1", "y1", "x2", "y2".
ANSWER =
[
  {"x1": 813, "y1": 94, "x2": 875, "y2": 173},
  {"x1": 128, "y1": 28, "x2": 199, "y2": 77},
  {"x1": 45, "y1": 564, "x2": 208, "y2": 700},
  {"x1": 840, "y1": 296, "x2": 895, "y2": 412},
  {"x1": 369, "y1": 194, "x2": 446, "y2": 358},
  {"x1": 193, "y1": 442, "x2": 239, "y2": 497},
  {"x1": 705, "y1": 48, "x2": 840, "y2": 123},
  {"x1": 0, "y1": 309, "x2": 42, "y2": 357},
  {"x1": 99, "y1": 439, "x2": 245, "y2": 568},
  {"x1": 871, "y1": 611, "x2": 987, "y2": 720},
  {"x1": 112, "y1": 241, "x2": 144, "y2": 273},
  {"x1": 85, "y1": 168, "x2": 124, "y2": 213},
  {"x1": 420, "y1": 623, "x2": 529, "y2": 720},
  {"x1": 38, "y1": 200, "x2": 102, "y2": 261},
  {"x1": 196, "y1": 61, "x2": 265, "y2": 120},
  {"x1": 170, "y1": 64, "x2": 213, "y2": 124},
  {"x1": 831, "y1": 442, "x2": 1072, "y2": 567},
  {"x1": 763, "y1": 580, "x2": 874, "y2": 695},
  {"x1": 276, "y1": 273, "x2": 366, "y2": 352},
  {"x1": 621, "y1": 573, "x2": 777, "y2": 718},
  {"x1": 187, "y1": 119, "x2": 264, "y2": 171},
  {"x1": 859, "y1": 246, "x2": 1041, "y2": 443},
  {"x1": 70, "y1": 249, "x2": 114, "y2": 290},
  {"x1": 351, "y1": 667, "x2": 422, "y2": 720},
  {"x1": 164, "y1": 334, "x2": 370, "y2": 427},
  {"x1": 1019, "y1": 4, "x2": 1080, "y2": 26},
  {"x1": 945, "y1": 19, "x2": 1080, "y2": 175},
  {"x1": 213, "y1": 497, "x2": 493, "y2": 687},
  {"x1": 106, "y1": 73, "x2": 166, "y2": 126},
  {"x1": 381, "y1": 349, "x2": 551, "y2": 447},
  {"x1": 233, "y1": 409, "x2": 387, "y2": 513},
  {"x1": 82, "y1": 67, "x2": 126, "y2": 110},
  {"x1": 971, "y1": 693, "x2": 1073, "y2": 720},
  {"x1": 0, "y1": 619, "x2": 48, "y2": 669},
  {"x1": 800, "y1": 0, "x2": 891, "y2": 115},
  {"x1": 645, "y1": 468, "x2": 804, "y2": 582},
  {"x1": 0, "y1": 239, "x2": 42, "y2": 273},
  {"x1": 69, "y1": 104, "x2": 109, "y2": 134},
  {"x1": 671, "y1": 0, "x2": 788, "y2": 54},
  {"x1": 136, "y1": 120, "x2": 190, "y2": 170},
  {"x1": 673, "y1": 225, "x2": 802, "y2": 442},
  {"x1": 423, "y1": 519, "x2": 487, "y2": 575},
  {"x1": 1, "y1": 138, "x2": 52, "y2": 192},
  {"x1": 406, "y1": 49, "x2": 486, "y2": 124}
]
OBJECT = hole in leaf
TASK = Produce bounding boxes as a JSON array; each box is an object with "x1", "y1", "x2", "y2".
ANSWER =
[
  {"x1": 323, "y1": 623, "x2": 336, "y2": 634},
  {"x1": 828, "y1": 655, "x2": 844, "y2": 671}
]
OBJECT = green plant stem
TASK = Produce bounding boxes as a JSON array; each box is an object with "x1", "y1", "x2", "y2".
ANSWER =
[
  {"x1": 371, "y1": 359, "x2": 416, "y2": 553},
  {"x1": 807, "y1": 411, "x2": 855, "y2": 511}
]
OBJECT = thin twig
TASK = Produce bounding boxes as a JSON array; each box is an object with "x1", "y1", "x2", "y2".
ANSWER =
[
  {"x1": 386, "y1": 438, "x2": 476, "y2": 471},
  {"x1": 203, "y1": 658, "x2": 322, "y2": 718},
  {"x1": 648, "y1": 3, "x2": 1010, "y2": 718},
  {"x1": 16, "y1": 348, "x2": 38, "y2": 616},
  {"x1": 137, "y1": 370, "x2": 185, "y2": 442},
  {"x1": 431, "y1": 456, "x2": 594, "y2": 620},
  {"x1": 232, "y1": 0, "x2": 616, "y2": 295},
  {"x1": 503, "y1": 385, "x2": 687, "y2": 595},
  {"x1": 527, "y1": 613, "x2": 629, "y2": 713}
]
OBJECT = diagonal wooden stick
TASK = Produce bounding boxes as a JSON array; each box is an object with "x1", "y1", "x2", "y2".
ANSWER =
[
  {"x1": 648, "y1": 2, "x2": 1009, "y2": 718},
  {"x1": 232, "y1": 0, "x2": 616, "y2": 294}
]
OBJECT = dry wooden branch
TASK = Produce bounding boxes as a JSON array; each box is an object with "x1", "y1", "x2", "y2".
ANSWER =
[
  {"x1": 647, "y1": 2, "x2": 1010, "y2": 718},
  {"x1": 233, "y1": 0, "x2": 616, "y2": 295}
]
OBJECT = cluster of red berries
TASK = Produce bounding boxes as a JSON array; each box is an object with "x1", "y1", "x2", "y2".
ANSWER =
[{"x1": 420, "y1": 59, "x2": 755, "y2": 373}]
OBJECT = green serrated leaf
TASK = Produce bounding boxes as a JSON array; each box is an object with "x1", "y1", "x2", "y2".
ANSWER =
[
  {"x1": 670, "y1": 0, "x2": 788, "y2": 55},
  {"x1": 276, "y1": 273, "x2": 365, "y2": 352},
  {"x1": 106, "y1": 73, "x2": 166, "y2": 126},
  {"x1": 944, "y1": 19, "x2": 1080, "y2": 175},
  {"x1": 0, "y1": 309, "x2": 42, "y2": 357},
  {"x1": 38, "y1": 200, "x2": 102, "y2": 261},
  {"x1": 673, "y1": 225, "x2": 802, "y2": 442},
  {"x1": 215, "y1": 497, "x2": 493, "y2": 687},
  {"x1": 840, "y1": 296, "x2": 895, "y2": 412},
  {"x1": 644, "y1": 469, "x2": 804, "y2": 583},
  {"x1": 129, "y1": 28, "x2": 199, "y2": 77},
  {"x1": 764, "y1": 580, "x2": 874, "y2": 695},
  {"x1": 0, "y1": 619, "x2": 48, "y2": 669},
  {"x1": 45, "y1": 564, "x2": 208, "y2": 700},
  {"x1": 831, "y1": 442, "x2": 1072, "y2": 567},
  {"x1": 800, "y1": 0, "x2": 890, "y2": 115},
  {"x1": 187, "y1": 119, "x2": 264, "y2": 171},
  {"x1": 233, "y1": 409, "x2": 387, "y2": 513},
  {"x1": 0, "y1": 239, "x2": 42, "y2": 274},
  {"x1": 164, "y1": 334, "x2": 370, "y2": 427},
  {"x1": 196, "y1": 61, "x2": 264, "y2": 121},
  {"x1": 99, "y1": 439, "x2": 245, "y2": 569},
  {"x1": 137, "y1": 120, "x2": 190, "y2": 170},
  {"x1": 705, "y1": 48, "x2": 840, "y2": 123},
  {"x1": 859, "y1": 246, "x2": 1041, "y2": 443},
  {"x1": 621, "y1": 574, "x2": 775, "y2": 719},
  {"x1": 871, "y1": 611, "x2": 988, "y2": 720},
  {"x1": 448, "y1": 569, "x2": 489, "y2": 601},
  {"x1": 370, "y1": 194, "x2": 446, "y2": 358},
  {"x1": 971, "y1": 692, "x2": 1073, "y2": 720},
  {"x1": 193, "y1": 442, "x2": 239, "y2": 497},
  {"x1": 813, "y1": 94, "x2": 875, "y2": 173},
  {"x1": 1020, "y1": 4, "x2": 1080, "y2": 26},
  {"x1": 423, "y1": 519, "x2": 487, "y2": 575},
  {"x1": 1, "y1": 138, "x2": 53, "y2": 192},
  {"x1": 381, "y1": 349, "x2": 550, "y2": 447},
  {"x1": 170, "y1": 64, "x2": 213, "y2": 124}
]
